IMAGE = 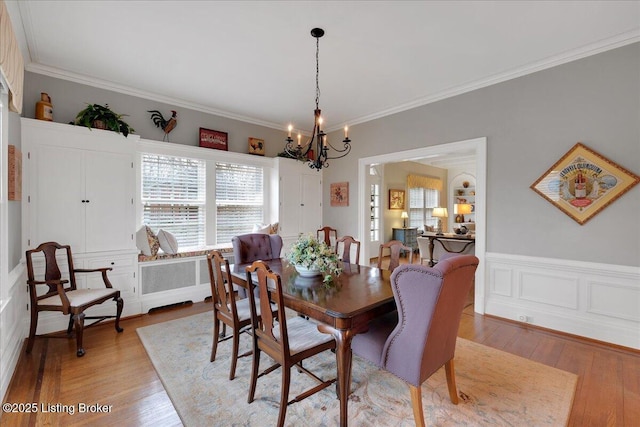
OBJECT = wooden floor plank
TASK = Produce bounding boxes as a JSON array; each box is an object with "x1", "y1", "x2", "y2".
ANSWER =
[
  {"x1": 621, "y1": 352, "x2": 640, "y2": 425},
  {"x1": 2, "y1": 296, "x2": 639, "y2": 426}
]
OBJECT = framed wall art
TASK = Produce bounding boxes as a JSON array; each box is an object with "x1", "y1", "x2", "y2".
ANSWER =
[
  {"x1": 388, "y1": 189, "x2": 405, "y2": 210},
  {"x1": 199, "y1": 127, "x2": 228, "y2": 151},
  {"x1": 248, "y1": 137, "x2": 265, "y2": 156},
  {"x1": 530, "y1": 142, "x2": 639, "y2": 225},
  {"x1": 8, "y1": 145, "x2": 21, "y2": 201},
  {"x1": 330, "y1": 182, "x2": 349, "y2": 207}
]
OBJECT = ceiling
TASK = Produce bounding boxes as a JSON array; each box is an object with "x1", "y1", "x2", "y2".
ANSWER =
[{"x1": 6, "y1": 1, "x2": 640, "y2": 136}]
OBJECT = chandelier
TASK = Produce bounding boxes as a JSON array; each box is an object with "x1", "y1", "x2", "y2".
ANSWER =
[{"x1": 284, "y1": 28, "x2": 352, "y2": 170}]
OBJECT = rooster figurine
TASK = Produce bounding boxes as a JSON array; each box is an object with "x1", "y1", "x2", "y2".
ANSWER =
[{"x1": 148, "y1": 109, "x2": 177, "y2": 141}]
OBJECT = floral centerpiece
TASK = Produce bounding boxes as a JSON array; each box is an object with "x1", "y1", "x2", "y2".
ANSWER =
[{"x1": 286, "y1": 234, "x2": 342, "y2": 283}]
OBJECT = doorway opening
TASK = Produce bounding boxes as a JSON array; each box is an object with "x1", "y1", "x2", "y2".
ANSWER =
[{"x1": 357, "y1": 137, "x2": 487, "y2": 314}]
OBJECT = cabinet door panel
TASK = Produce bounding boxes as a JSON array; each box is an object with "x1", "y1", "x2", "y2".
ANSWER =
[
  {"x1": 85, "y1": 151, "x2": 134, "y2": 252},
  {"x1": 279, "y1": 173, "x2": 302, "y2": 237},
  {"x1": 86, "y1": 256, "x2": 135, "y2": 295},
  {"x1": 300, "y1": 174, "x2": 322, "y2": 234},
  {"x1": 35, "y1": 145, "x2": 85, "y2": 250}
]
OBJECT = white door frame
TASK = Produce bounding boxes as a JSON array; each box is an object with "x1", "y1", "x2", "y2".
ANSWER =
[{"x1": 357, "y1": 137, "x2": 487, "y2": 313}]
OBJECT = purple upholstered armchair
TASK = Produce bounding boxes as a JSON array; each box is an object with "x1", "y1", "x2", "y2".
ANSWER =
[
  {"x1": 231, "y1": 233, "x2": 283, "y2": 264},
  {"x1": 351, "y1": 254, "x2": 479, "y2": 426},
  {"x1": 231, "y1": 233, "x2": 283, "y2": 298}
]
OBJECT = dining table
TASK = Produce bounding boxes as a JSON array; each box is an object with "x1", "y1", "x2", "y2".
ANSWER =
[{"x1": 228, "y1": 258, "x2": 395, "y2": 427}]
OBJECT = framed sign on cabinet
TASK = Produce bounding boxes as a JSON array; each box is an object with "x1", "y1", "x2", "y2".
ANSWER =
[
  {"x1": 199, "y1": 128, "x2": 228, "y2": 151},
  {"x1": 248, "y1": 137, "x2": 265, "y2": 155}
]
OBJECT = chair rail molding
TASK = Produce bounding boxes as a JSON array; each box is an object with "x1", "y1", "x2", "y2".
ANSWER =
[{"x1": 485, "y1": 252, "x2": 640, "y2": 349}]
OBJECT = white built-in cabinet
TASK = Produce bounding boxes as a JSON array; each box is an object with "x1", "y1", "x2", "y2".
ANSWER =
[
  {"x1": 22, "y1": 119, "x2": 139, "y2": 318},
  {"x1": 275, "y1": 157, "x2": 322, "y2": 252},
  {"x1": 31, "y1": 144, "x2": 134, "y2": 252}
]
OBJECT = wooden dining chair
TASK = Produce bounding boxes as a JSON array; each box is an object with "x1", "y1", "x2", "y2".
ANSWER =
[
  {"x1": 377, "y1": 240, "x2": 413, "y2": 272},
  {"x1": 316, "y1": 226, "x2": 337, "y2": 248},
  {"x1": 335, "y1": 235, "x2": 360, "y2": 264},
  {"x1": 25, "y1": 242, "x2": 124, "y2": 357},
  {"x1": 352, "y1": 254, "x2": 479, "y2": 427},
  {"x1": 245, "y1": 261, "x2": 336, "y2": 427},
  {"x1": 207, "y1": 250, "x2": 256, "y2": 380}
]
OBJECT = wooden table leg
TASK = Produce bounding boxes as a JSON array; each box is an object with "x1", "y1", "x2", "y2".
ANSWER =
[
  {"x1": 428, "y1": 237, "x2": 435, "y2": 267},
  {"x1": 317, "y1": 324, "x2": 356, "y2": 427}
]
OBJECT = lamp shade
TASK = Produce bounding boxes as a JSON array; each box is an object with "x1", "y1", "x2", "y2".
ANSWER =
[
  {"x1": 400, "y1": 211, "x2": 409, "y2": 219},
  {"x1": 432, "y1": 207, "x2": 448, "y2": 218},
  {"x1": 454, "y1": 203, "x2": 473, "y2": 215}
]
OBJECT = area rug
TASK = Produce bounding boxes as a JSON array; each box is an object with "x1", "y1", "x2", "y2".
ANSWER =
[{"x1": 137, "y1": 312, "x2": 577, "y2": 426}]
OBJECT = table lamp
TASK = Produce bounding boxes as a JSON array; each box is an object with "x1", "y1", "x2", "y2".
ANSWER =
[
  {"x1": 431, "y1": 207, "x2": 448, "y2": 235},
  {"x1": 454, "y1": 203, "x2": 473, "y2": 223},
  {"x1": 401, "y1": 211, "x2": 409, "y2": 228}
]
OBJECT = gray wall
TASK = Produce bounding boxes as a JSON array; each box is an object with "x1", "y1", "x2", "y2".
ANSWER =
[
  {"x1": 23, "y1": 72, "x2": 287, "y2": 156},
  {"x1": 322, "y1": 43, "x2": 639, "y2": 267},
  {"x1": 8, "y1": 111, "x2": 21, "y2": 269},
  {"x1": 21, "y1": 43, "x2": 640, "y2": 267}
]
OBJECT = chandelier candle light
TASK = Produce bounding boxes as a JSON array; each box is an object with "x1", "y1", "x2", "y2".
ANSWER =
[{"x1": 284, "y1": 28, "x2": 352, "y2": 170}]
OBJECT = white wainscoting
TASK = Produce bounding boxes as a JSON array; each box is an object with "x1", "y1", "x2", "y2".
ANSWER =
[
  {"x1": 1, "y1": 264, "x2": 27, "y2": 401},
  {"x1": 484, "y1": 252, "x2": 640, "y2": 350}
]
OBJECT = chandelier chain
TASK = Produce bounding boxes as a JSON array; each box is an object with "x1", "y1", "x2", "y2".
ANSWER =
[{"x1": 315, "y1": 36, "x2": 320, "y2": 109}]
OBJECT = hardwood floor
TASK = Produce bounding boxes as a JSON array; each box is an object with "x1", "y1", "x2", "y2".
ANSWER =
[{"x1": 3, "y1": 290, "x2": 639, "y2": 426}]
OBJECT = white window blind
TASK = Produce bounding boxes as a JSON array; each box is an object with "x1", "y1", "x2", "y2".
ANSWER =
[
  {"x1": 215, "y1": 162, "x2": 263, "y2": 243},
  {"x1": 409, "y1": 187, "x2": 439, "y2": 229},
  {"x1": 141, "y1": 154, "x2": 206, "y2": 247}
]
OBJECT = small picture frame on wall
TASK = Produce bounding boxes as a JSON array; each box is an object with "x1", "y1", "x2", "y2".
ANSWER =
[
  {"x1": 248, "y1": 137, "x2": 265, "y2": 156},
  {"x1": 330, "y1": 182, "x2": 349, "y2": 207},
  {"x1": 389, "y1": 189, "x2": 405, "y2": 210},
  {"x1": 8, "y1": 145, "x2": 21, "y2": 201},
  {"x1": 199, "y1": 128, "x2": 228, "y2": 151}
]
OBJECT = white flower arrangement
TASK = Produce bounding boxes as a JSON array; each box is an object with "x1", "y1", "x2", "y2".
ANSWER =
[{"x1": 286, "y1": 234, "x2": 342, "y2": 282}]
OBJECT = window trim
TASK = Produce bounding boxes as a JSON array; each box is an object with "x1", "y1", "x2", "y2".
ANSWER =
[{"x1": 137, "y1": 139, "x2": 274, "y2": 246}]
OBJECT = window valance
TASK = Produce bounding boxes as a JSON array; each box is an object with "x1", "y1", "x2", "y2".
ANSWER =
[
  {"x1": 407, "y1": 174, "x2": 442, "y2": 191},
  {"x1": 0, "y1": 0, "x2": 24, "y2": 113}
]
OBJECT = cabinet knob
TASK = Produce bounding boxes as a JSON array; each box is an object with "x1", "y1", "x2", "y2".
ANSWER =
[{"x1": 111, "y1": 262, "x2": 115, "y2": 265}]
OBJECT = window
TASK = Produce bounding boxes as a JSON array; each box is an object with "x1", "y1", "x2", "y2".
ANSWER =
[
  {"x1": 370, "y1": 183, "x2": 380, "y2": 241},
  {"x1": 141, "y1": 154, "x2": 206, "y2": 247},
  {"x1": 369, "y1": 166, "x2": 381, "y2": 241},
  {"x1": 215, "y1": 162, "x2": 264, "y2": 243},
  {"x1": 409, "y1": 187, "x2": 439, "y2": 229}
]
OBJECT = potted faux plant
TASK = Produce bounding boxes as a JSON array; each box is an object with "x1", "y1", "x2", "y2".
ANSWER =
[
  {"x1": 74, "y1": 103, "x2": 134, "y2": 137},
  {"x1": 286, "y1": 234, "x2": 342, "y2": 283}
]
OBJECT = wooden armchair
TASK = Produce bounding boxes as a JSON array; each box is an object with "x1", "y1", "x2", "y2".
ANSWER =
[
  {"x1": 377, "y1": 240, "x2": 413, "y2": 272},
  {"x1": 25, "y1": 242, "x2": 123, "y2": 357}
]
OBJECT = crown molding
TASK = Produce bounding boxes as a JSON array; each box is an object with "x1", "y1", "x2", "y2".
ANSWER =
[
  {"x1": 24, "y1": 62, "x2": 285, "y2": 131},
  {"x1": 342, "y1": 30, "x2": 640, "y2": 129},
  {"x1": 23, "y1": 29, "x2": 639, "y2": 133}
]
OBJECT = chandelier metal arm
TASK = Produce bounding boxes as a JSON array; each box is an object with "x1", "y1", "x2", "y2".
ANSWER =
[{"x1": 283, "y1": 28, "x2": 352, "y2": 171}]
